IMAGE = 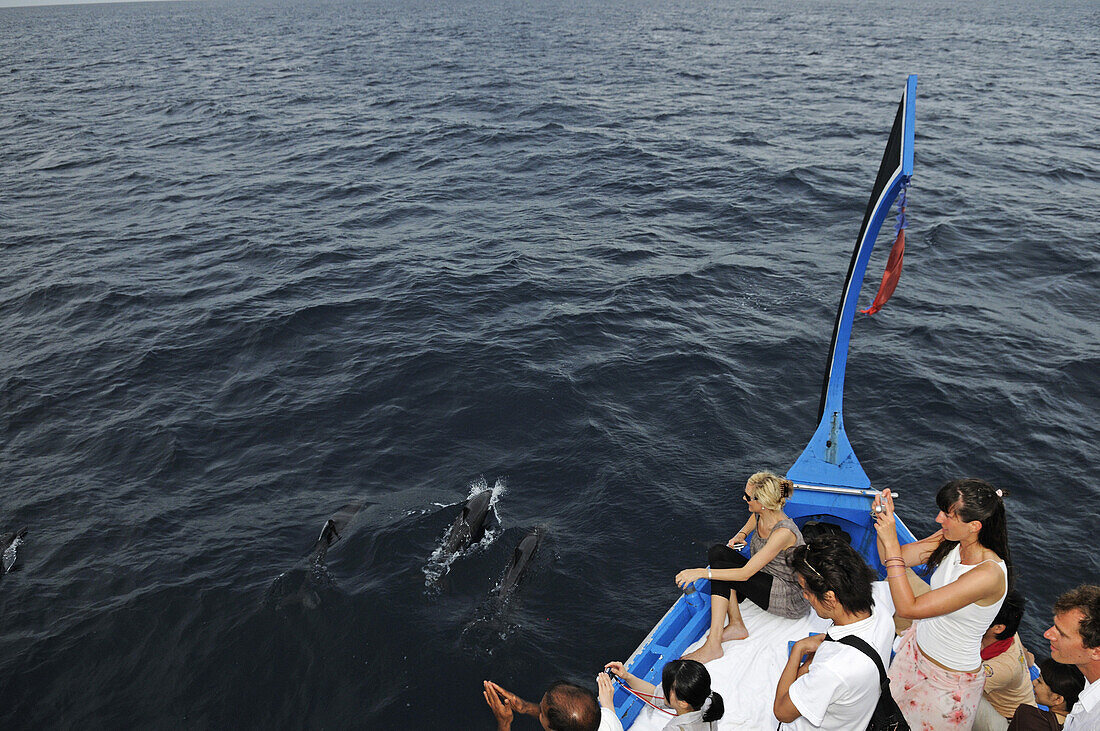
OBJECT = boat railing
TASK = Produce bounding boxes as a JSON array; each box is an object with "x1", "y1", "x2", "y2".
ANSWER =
[{"x1": 792, "y1": 483, "x2": 896, "y2": 499}]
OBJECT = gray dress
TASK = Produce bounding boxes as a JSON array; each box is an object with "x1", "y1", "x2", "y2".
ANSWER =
[{"x1": 749, "y1": 517, "x2": 809, "y2": 619}]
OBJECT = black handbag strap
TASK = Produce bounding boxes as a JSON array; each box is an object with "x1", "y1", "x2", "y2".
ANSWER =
[{"x1": 826, "y1": 634, "x2": 888, "y2": 685}]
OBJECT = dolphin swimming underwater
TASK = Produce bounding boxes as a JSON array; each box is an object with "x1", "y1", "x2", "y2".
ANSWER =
[
  {"x1": 266, "y1": 502, "x2": 366, "y2": 611},
  {"x1": 497, "y1": 527, "x2": 541, "y2": 597},
  {"x1": 443, "y1": 491, "x2": 493, "y2": 554},
  {"x1": 1, "y1": 527, "x2": 27, "y2": 576}
]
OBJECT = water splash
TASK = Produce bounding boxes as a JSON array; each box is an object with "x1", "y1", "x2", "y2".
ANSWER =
[
  {"x1": 2, "y1": 536, "x2": 24, "y2": 574},
  {"x1": 422, "y1": 476, "x2": 506, "y2": 589}
]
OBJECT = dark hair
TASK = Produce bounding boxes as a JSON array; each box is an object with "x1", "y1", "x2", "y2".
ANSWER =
[
  {"x1": 1054, "y1": 585, "x2": 1100, "y2": 649},
  {"x1": 543, "y1": 681, "x2": 601, "y2": 731},
  {"x1": 924, "y1": 478, "x2": 1012, "y2": 586},
  {"x1": 788, "y1": 535, "x2": 877, "y2": 614},
  {"x1": 990, "y1": 589, "x2": 1025, "y2": 640},
  {"x1": 1039, "y1": 655, "x2": 1086, "y2": 709},
  {"x1": 660, "y1": 659, "x2": 724, "y2": 723},
  {"x1": 801, "y1": 520, "x2": 852, "y2": 545}
]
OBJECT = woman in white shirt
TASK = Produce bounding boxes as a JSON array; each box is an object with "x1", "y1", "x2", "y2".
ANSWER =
[
  {"x1": 874, "y1": 478, "x2": 1011, "y2": 730},
  {"x1": 773, "y1": 535, "x2": 894, "y2": 730}
]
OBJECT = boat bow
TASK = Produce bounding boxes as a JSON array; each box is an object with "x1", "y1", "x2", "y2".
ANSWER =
[{"x1": 787, "y1": 74, "x2": 917, "y2": 491}]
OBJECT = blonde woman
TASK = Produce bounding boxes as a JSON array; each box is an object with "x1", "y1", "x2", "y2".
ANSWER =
[{"x1": 675, "y1": 472, "x2": 809, "y2": 663}]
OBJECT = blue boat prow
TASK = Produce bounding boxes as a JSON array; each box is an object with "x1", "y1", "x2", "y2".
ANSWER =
[
  {"x1": 787, "y1": 410, "x2": 871, "y2": 490},
  {"x1": 790, "y1": 73, "x2": 917, "y2": 494},
  {"x1": 613, "y1": 75, "x2": 920, "y2": 729}
]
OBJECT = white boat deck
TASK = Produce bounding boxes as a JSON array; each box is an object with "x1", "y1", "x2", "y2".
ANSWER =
[{"x1": 627, "y1": 583, "x2": 895, "y2": 730}]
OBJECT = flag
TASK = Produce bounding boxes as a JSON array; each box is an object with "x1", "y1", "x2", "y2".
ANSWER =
[{"x1": 860, "y1": 188, "x2": 908, "y2": 315}]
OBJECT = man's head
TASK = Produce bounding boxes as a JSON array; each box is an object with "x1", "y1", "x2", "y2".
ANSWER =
[
  {"x1": 538, "y1": 681, "x2": 601, "y2": 731},
  {"x1": 986, "y1": 589, "x2": 1025, "y2": 641},
  {"x1": 1044, "y1": 585, "x2": 1100, "y2": 671}
]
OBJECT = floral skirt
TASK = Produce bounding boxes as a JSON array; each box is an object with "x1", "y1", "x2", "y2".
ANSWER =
[{"x1": 888, "y1": 625, "x2": 986, "y2": 730}]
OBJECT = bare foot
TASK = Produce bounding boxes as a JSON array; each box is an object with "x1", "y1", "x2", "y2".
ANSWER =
[
  {"x1": 721, "y1": 622, "x2": 749, "y2": 641},
  {"x1": 682, "y1": 642, "x2": 724, "y2": 664}
]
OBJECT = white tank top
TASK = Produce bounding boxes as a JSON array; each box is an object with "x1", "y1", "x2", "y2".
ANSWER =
[{"x1": 915, "y1": 544, "x2": 1008, "y2": 671}]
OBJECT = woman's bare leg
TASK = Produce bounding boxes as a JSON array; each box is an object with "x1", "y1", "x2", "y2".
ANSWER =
[
  {"x1": 721, "y1": 592, "x2": 749, "y2": 641},
  {"x1": 683, "y1": 594, "x2": 730, "y2": 664}
]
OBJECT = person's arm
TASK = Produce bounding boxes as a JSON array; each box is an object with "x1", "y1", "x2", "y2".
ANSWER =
[
  {"x1": 677, "y1": 525, "x2": 796, "y2": 588},
  {"x1": 896, "y1": 562, "x2": 1004, "y2": 619},
  {"x1": 484, "y1": 681, "x2": 540, "y2": 717},
  {"x1": 727, "y1": 514, "x2": 758, "y2": 547},
  {"x1": 890, "y1": 569, "x2": 930, "y2": 635},
  {"x1": 889, "y1": 529, "x2": 944, "y2": 567},
  {"x1": 597, "y1": 688, "x2": 626, "y2": 731},
  {"x1": 773, "y1": 634, "x2": 825, "y2": 723},
  {"x1": 603, "y1": 662, "x2": 657, "y2": 697},
  {"x1": 713, "y1": 525, "x2": 794, "y2": 581},
  {"x1": 873, "y1": 489, "x2": 1006, "y2": 619},
  {"x1": 873, "y1": 489, "x2": 943, "y2": 566}
]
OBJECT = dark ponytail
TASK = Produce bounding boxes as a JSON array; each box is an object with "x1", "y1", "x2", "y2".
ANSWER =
[
  {"x1": 702, "y1": 690, "x2": 724, "y2": 723},
  {"x1": 924, "y1": 478, "x2": 1012, "y2": 587},
  {"x1": 661, "y1": 659, "x2": 724, "y2": 722}
]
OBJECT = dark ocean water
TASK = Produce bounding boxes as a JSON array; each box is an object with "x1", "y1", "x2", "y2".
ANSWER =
[{"x1": 1, "y1": 0, "x2": 1098, "y2": 727}]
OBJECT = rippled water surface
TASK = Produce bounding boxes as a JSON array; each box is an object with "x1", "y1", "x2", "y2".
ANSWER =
[{"x1": 2, "y1": 0, "x2": 1098, "y2": 726}]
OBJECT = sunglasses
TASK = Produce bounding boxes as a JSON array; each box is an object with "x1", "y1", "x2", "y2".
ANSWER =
[{"x1": 743, "y1": 492, "x2": 757, "y2": 502}]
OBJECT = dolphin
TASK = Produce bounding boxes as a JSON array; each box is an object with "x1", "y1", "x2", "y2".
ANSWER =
[
  {"x1": 266, "y1": 502, "x2": 366, "y2": 611},
  {"x1": 1, "y1": 527, "x2": 27, "y2": 575},
  {"x1": 498, "y1": 527, "x2": 541, "y2": 596},
  {"x1": 308, "y1": 501, "x2": 363, "y2": 564},
  {"x1": 443, "y1": 491, "x2": 493, "y2": 554}
]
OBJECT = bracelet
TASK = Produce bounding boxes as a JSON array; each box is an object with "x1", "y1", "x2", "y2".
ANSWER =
[
  {"x1": 708, "y1": 567, "x2": 712, "y2": 580},
  {"x1": 884, "y1": 557, "x2": 906, "y2": 565}
]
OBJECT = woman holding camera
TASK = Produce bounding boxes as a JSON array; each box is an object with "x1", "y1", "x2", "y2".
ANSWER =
[{"x1": 874, "y1": 478, "x2": 1011, "y2": 730}]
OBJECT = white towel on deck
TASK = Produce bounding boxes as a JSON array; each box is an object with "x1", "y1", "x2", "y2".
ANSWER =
[{"x1": 629, "y1": 600, "x2": 832, "y2": 731}]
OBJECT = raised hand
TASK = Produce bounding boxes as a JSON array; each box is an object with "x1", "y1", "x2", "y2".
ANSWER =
[
  {"x1": 484, "y1": 681, "x2": 536, "y2": 716},
  {"x1": 483, "y1": 681, "x2": 513, "y2": 729},
  {"x1": 872, "y1": 489, "x2": 898, "y2": 536},
  {"x1": 596, "y1": 672, "x2": 615, "y2": 709},
  {"x1": 603, "y1": 661, "x2": 628, "y2": 678}
]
